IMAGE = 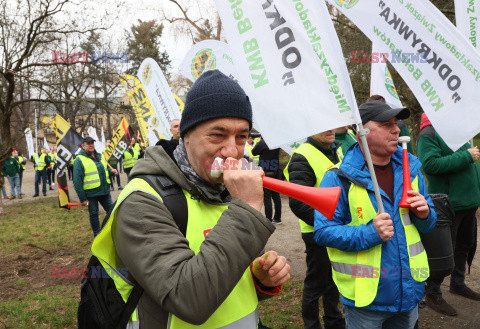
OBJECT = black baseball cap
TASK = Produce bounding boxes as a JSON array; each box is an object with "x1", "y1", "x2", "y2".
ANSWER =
[
  {"x1": 359, "y1": 101, "x2": 410, "y2": 124},
  {"x1": 83, "y1": 136, "x2": 95, "y2": 143}
]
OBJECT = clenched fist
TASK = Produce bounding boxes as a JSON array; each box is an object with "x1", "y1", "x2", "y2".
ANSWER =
[
  {"x1": 373, "y1": 212, "x2": 394, "y2": 242},
  {"x1": 222, "y1": 157, "x2": 264, "y2": 211},
  {"x1": 251, "y1": 251, "x2": 291, "y2": 287}
]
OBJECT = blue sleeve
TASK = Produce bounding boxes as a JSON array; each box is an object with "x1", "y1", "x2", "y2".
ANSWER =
[
  {"x1": 411, "y1": 171, "x2": 437, "y2": 233},
  {"x1": 313, "y1": 171, "x2": 384, "y2": 252},
  {"x1": 73, "y1": 158, "x2": 87, "y2": 202}
]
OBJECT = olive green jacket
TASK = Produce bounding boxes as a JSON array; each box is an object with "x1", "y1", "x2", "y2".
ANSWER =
[{"x1": 112, "y1": 146, "x2": 276, "y2": 328}]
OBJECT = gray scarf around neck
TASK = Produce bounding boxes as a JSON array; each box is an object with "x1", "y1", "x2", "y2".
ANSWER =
[{"x1": 173, "y1": 139, "x2": 226, "y2": 199}]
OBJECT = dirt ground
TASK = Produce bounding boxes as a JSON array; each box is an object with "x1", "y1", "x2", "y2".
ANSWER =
[{"x1": 2, "y1": 165, "x2": 480, "y2": 328}]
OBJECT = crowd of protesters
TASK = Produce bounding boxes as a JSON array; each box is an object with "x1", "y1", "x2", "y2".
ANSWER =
[{"x1": 2, "y1": 79, "x2": 480, "y2": 329}]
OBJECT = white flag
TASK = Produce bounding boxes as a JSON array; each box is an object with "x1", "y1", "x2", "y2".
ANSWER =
[
  {"x1": 87, "y1": 126, "x2": 103, "y2": 153},
  {"x1": 43, "y1": 137, "x2": 50, "y2": 152},
  {"x1": 370, "y1": 43, "x2": 403, "y2": 108},
  {"x1": 147, "y1": 126, "x2": 160, "y2": 146},
  {"x1": 137, "y1": 58, "x2": 181, "y2": 140},
  {"x1": 329, "y1": 0, "x2": 480, "y2": 151},
  {"x1": 215, "y1": 0, "x2": 357, "y2": 149},
  {"x1": 101, "y1": 126, "x2": 106, "y2": 149},
  {"x1": 179, "y1": 40, "x2": 239, "y2": 82},
  {"x1": 24, "y1": 128, "x2": 34, "y2": 159},
  {"x1": 454, "y1": 0, "x2": 480, "y2": 49}
]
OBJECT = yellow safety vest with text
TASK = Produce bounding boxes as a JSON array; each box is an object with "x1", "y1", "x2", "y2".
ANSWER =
[
  {"x1": 77, "y1": 154, "x2": 111, "y2": 189},
  {"x1": 283, "y1": 143, "x2": 343, "y2": 233},
  {"x1": 123, "y1": 150, "x2": 139, "y2": 169},
  {"x1": 327, "y1": 176, "x2": 429, "y2": 307},
  {"x1": 33, "y1": 153, "x2": 47, "y2": 171},
  {"x1": 91, "y1": 178, "x2": 259, "y2": 329}
]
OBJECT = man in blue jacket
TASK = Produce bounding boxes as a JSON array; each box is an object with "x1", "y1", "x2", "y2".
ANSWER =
[{"x1": 314, "y1": 101, "x2": 437, "y2": 329}]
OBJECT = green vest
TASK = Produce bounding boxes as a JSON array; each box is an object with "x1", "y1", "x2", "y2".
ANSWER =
[
  {"x1": 327, "y1": 176, "x2": 429, "y2": 307},
  {"x1": 123, "y1": 150, "x2": 138, "y2": 169},
  {"x1": 33, "y1": 153, "x2": 47, "y2": 171},
  {"x1": 92, "y1": 178, "x2": 259, "y2": 328},
  {"x1": 283, "y1": 143, "x2": 343, "y2": 233},
  {"x1": 77, "y1": 154, "x2": 111, "y2": 189}
]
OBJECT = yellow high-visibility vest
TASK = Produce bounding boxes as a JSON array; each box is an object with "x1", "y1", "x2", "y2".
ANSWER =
[
  {"x1": 327, "y1": 176, "x2": 429, "y2": 307},
  {"x1": 77, "y1": 154, "x2": 111, "y2": 189},
  {"x1": 33, "y1": 153, "x2": 47, "y2": 171},
  {"x1": 48, "y1": 153, "x2": 54, "y2": 168},
  {"x1": 123, "y1": 150, "x2": 139, "y2": 169},
  {"x1": 92, "y1": 178, "x2": 259, "y2": 328},
  {"x1": 18, "y1": 156, "x2": 25, "y2": 170},
  {"x1": 284, "y1": 142, "x2": 343, "y2": 233},
  {"x1": 245, "y1": 144, "x2": 259, "y2": 164}
]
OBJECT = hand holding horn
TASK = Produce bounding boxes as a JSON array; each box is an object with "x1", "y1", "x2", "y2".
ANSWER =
[{"x1": 211, "y1": 157, "x2": 340, "y2": 220}]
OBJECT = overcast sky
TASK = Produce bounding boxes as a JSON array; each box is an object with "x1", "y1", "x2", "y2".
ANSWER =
[{"x1": 83, "y1": 0, "x2": 216, "y2": 72}]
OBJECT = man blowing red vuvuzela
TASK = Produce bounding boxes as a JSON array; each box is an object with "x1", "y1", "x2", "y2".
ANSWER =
[{"x1": 85, "y1": 70, "x2": 291, "y2": 328}]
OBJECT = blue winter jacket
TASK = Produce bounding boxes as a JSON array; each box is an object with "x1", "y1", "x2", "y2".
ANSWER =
[{"x1": 314, "y1": 144, "x2": 437, "y2": 312}]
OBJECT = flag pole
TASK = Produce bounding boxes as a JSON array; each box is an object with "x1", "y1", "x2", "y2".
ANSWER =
[
  {"x1": 34, "y1": 108, "x2": 39, "y2": 165},
  {"x1": 357, "y1": 122, "x2": 385, "y2": 213}
]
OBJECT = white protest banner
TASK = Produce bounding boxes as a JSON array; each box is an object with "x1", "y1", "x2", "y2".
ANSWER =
[
  {"x1": 370, "y1": 43, "x2": 403, "y2": 108},
  {"x1": 329, "y1": 0, "x2": 480, "y2": 151},
  {"x1": 180, "y1": 40, "x2": 239, "y2": 82},
  {"x1": 281, "y1": 139, "x2": 306, "y2": 155},
  {"x1": 454, "y1": 0, "x2": 480, "y2": 49},
  {"x1": 43, "y1": 137, "x2": 51, "y2": 152},
  {"x1": 25, "y1": 128, "x2": 34, "y2": 159},
  {"x1": 101, "y1": 126, "x2": 106, "y2": 150},
  {"x1": 215, "y1": 0, "x2": 357, "y2": 148},
  {"x1": 137, "y1": 58, "x2": 181, "y2": 140}
]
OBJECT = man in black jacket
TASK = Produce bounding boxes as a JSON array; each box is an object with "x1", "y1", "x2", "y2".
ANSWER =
[
  {"x1": 252, "y1": 137, "x2": 282, "y2": 224},
  {"x1": 284, "y1": 130, "x2": 345, "y2": 329},
  {"x1": 156, "y1": 119, "x2": 181, "y2": 157}
]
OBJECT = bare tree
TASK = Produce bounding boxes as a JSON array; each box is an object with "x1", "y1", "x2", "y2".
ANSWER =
[
  {"x1": 0, "y1": 0, "x2": 108, "y2": 207},
  {"x1": 160, "y1": 0, "x2": 223, "y2": 43}
]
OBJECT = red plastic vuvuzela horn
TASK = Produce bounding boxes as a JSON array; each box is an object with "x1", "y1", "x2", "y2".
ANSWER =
[
  {"x1": 67, "y1": 203, "x2": 86, "y2": 208},
  {"x1": 398, "y1": 136, "x2": 412, "y2": 208},
  {"x1": 211, "y1": 158, "x2": 341, "y2": 220}
]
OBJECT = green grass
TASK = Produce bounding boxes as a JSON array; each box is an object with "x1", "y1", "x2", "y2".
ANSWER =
[
  {"x1": 0, "y1": 197, "x2": 307, "y2": 328},
  {"x1": 1, "y1": 197, "x2": 95, "y2": 257},
  {"x1": 0, "y1": 285, "x2": 79, "y2": 329},
  {"x1": 259, "y1": 279, "x2": 304, "y2": 328},
  {"x1": 0, "y1": 198, "x2": 97, "y2": 328}
]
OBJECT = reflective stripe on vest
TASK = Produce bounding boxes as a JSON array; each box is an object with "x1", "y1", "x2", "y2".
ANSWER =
[
  {"x1": 77, "y1": 154, "x2": 111, "y2": 189},
  {"x1": 92, "y1": 178, "x2": 259, "y2": 329},
  {"x1": 398, "y1": 180, "x2": 430, "y2": 281},
  {"x1": 327, "y1": 176, "x2": 429, "y2": 307},
  {"x1": 283, "y1": 143, "x2": 342, "y2": 233},
  {"x1": 123, "y1": 150, "x2": 138, "y2": 169}
]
